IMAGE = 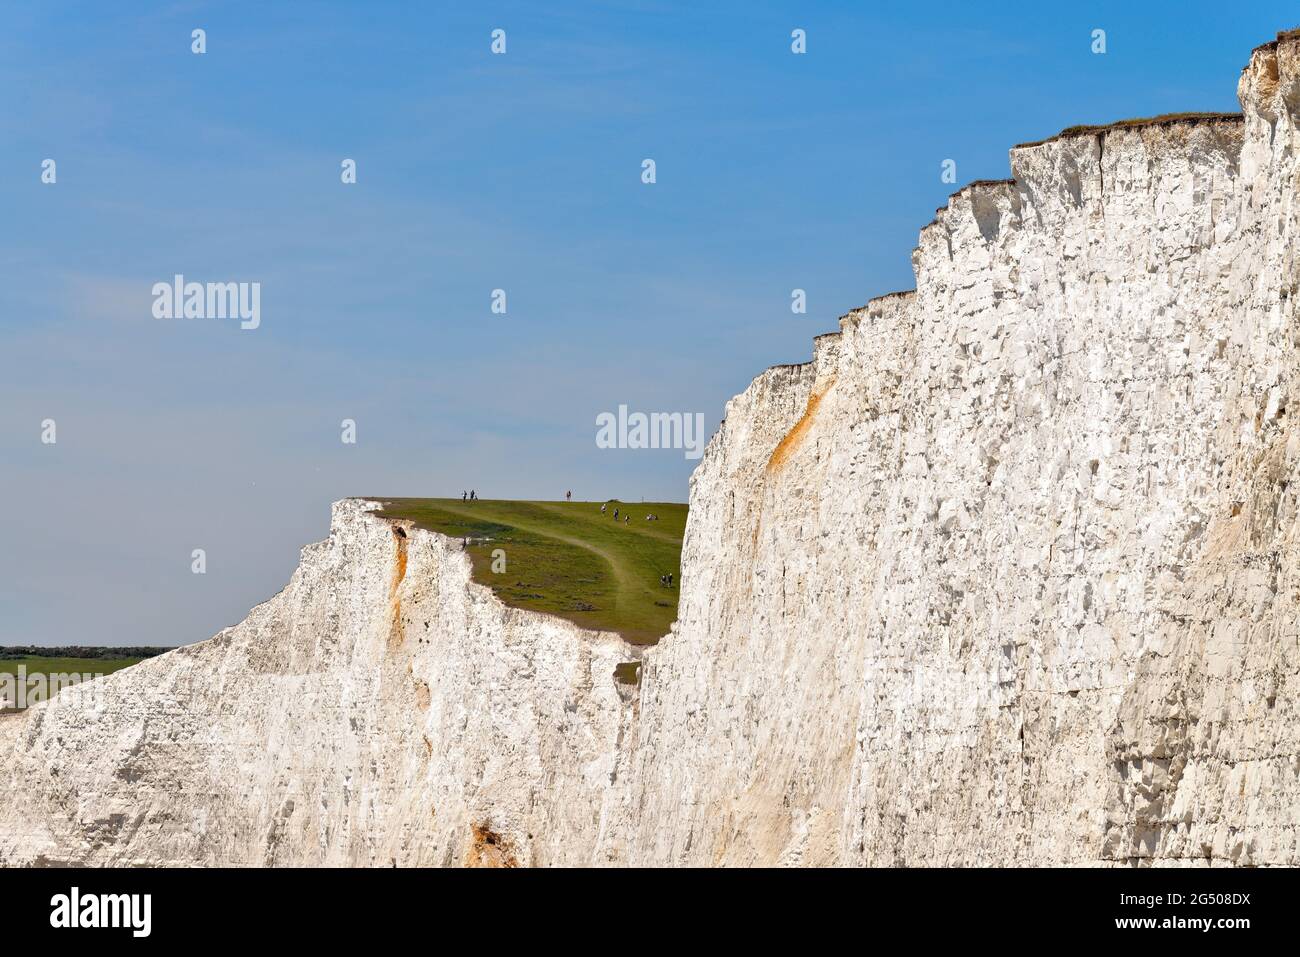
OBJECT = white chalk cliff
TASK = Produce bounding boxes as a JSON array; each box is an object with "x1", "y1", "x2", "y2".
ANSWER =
[{"x1": 5, "y1": 31, "x2": 1300, "y2": 866}]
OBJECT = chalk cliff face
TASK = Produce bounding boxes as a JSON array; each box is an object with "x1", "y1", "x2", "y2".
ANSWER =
[
  {"x1": 0, "y1": 500, "x2": 636, "y2": 866},
  {"x1": 4, "y1": 32, "x2": 1300, "y2": 867}
]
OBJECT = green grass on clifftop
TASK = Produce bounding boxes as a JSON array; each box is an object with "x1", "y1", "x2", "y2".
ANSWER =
[
  {"x1": 373, "y1": 498, "x2": 686, "y2": 645},
  {"x1": 1, "y1": 656, "x2": 144, "y2": 712}
]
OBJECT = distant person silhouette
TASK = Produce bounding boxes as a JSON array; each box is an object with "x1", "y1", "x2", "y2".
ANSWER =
[{"x1": 566, "y1": 490, "x2": 572, "y2": 501}]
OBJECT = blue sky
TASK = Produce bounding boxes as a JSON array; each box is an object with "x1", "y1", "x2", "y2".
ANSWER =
[{"x1": 1, "y1": 1, "x2": 1294, "y2": 646}]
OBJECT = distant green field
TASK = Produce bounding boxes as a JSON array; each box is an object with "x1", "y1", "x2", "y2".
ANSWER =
[
  {"x1": 0, "y1": 657, "x2": 143, "y2": 712},
  {"x1": 374, "y1": 498, "x2": 686, "y2": 645}
]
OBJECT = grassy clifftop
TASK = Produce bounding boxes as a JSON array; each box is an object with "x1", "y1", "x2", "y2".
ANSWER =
[
  {"x1": 373, "y1": 498, "x2": 686, "y2": 645},
  {"x1": 1, "y1": 655, "x2": 145, "y2": 712}
]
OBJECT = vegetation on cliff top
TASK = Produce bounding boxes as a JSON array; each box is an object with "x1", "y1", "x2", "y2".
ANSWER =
[
  {"x1": 373, "y1": 498, "x2": 687, "y2": 645},
  {"x1": 1014, "y1": 111, "x2": 1242, "y2": 148},
  {"x1": 1, "y1": 655, "x2": 145, "y2": 713}
]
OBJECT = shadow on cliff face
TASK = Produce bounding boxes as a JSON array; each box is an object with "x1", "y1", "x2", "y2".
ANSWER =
[{"x1": 1104, "y1": 435, "x2": 1299, "y2": 865}]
